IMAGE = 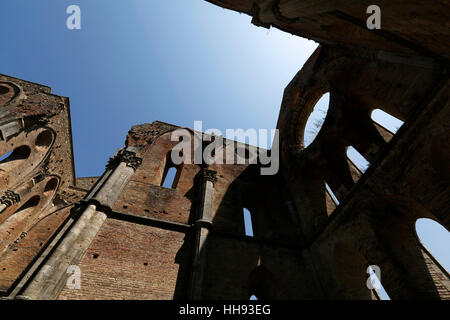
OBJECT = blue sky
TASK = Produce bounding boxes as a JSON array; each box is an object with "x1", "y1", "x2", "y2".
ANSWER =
[
  {"x1": 0, "y1": 0, "x2": 317, "y2": 177},
  {"x1": 1, "y1": 0, "x2": 448, "y2": 299}
]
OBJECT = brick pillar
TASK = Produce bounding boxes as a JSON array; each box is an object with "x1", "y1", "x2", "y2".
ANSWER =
[
  {"x1": 418, "y1": 243, "x2": 450, "y2": 299},
  {"x1": 18, "y1": 147, "x2": 142, "y2": 300}
]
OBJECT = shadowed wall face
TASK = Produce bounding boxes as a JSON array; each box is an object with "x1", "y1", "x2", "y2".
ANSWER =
[{"x1": 0, "y1": 0, "x2": 449, "y2": 300}]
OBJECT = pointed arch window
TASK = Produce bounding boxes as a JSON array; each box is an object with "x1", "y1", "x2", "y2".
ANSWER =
[
  {"x1": 0, "y1": 150, "x2": 13, "y2": 162},
  {"x1": 0, "y1": 145, "x2": 31, "y2": 168},
  {"x1": 161, "y1": 166, "x2": 179, "y2": 189},
  {"x1": 0, "y1": 195, "x2": 41, "y2": 255},
  {"x1": 367, "y1": 266, "x2": 391, "y2": 300},
  {"x1": 346, "y1": 146, "x2": 370, "y2": 173},
  {"x1": 325, "y1": 182, "x2": 340, "y2": 206},
  {"x1": 415, "y1": 218, "x2": 450, "y2": 273},
  {"x1": 371, "y1": 109, "x2": 404, "y2": 134},
  {"x1": 243, "y1": 208, "x2": 254, "y2": 237}
]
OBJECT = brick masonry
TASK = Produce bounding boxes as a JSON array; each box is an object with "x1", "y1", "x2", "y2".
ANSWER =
[{"x1": 0, "y1": 0, "x2": 449, "y2": 300}]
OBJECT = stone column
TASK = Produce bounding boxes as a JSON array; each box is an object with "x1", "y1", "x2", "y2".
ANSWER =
[
  {"x1": 19, "y1": 147, "x2": 142, "y2": 300},
  {"x1": 19, "y1": 204, "x2": 105, "y2": 300},
  {"x1": 85, "y1": 147, "x2": 143, "y2": 206},
  {"x1": 189, "y1": 168, "x2": 217, "y2": 300}
]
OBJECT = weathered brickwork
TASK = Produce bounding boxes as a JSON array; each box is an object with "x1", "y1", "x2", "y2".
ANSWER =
[
  {"x1": 0, "y1": 205, "x2": 72, "y2": 294},
  {"x1": 0, "y1": 74, "x2": 82, "y2": 297},
  {"x1": 0, "y1": 0, "x2": 449, "y2": 300},
  {"x1": 75, "y1": 177, "x2": 99, "y2": 192},
  {"x1": 112, "y1": 132, "x2": 201, "y2": 225},
  {"x1": 58, "y1": 219, "x2": 191, "y2": 300}
]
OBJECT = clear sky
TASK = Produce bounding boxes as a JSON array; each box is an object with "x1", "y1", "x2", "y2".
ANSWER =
[
  {"x1": 1, "y1": 0, "x2": 448, "y2": 299},
  {"x1": 0, "y1": 0, "x2": 317, "y2": 177}
]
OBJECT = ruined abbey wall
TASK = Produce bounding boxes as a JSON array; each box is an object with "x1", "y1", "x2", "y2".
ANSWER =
[{"x1": 0, "y1": 0, "x2": 449, "y2": 300}]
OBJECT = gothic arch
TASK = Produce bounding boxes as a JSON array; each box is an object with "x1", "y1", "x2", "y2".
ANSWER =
[
  {"x1": 359, "y1": 195, "x2": 450, "y2": 299},
  {"x1": 0, "y1": 81, "x2": 26, "y2": 109},
  {"x1": 0, "y1": 127, "x2": 55, "y2": 190},
  {"x1": 0, "y1": 176, "x2": 60, "y2": 257}
]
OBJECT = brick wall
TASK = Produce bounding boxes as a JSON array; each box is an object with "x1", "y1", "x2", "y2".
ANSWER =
[{"x1": 58, "y1": 218, "x2": 192, "y2": 300}]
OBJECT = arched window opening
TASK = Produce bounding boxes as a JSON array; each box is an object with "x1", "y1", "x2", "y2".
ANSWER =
[
  {"x1": 415, "y1": 218, "x2": 450, "y2": 273},
  {"x1": 0, "y1": 145, "x2": 31, "y2": 168},
  {"x1": 0, "y1": 195, "x2": 40, "y2": 254},
  {"x1": 371, "y1": 109, "x2": 404, "y2": 134},
  {"x1": 44, "y1": 178, "x2": 59, "y2": 197},
  {"x1": 161, "y1": 167, "x2": 178, "y2": 189},
  {"x1": 0, "y1": 84, "x2": 15, "y2": 107},
  {"x1": 346, "y1": 146, "x2": 370, "y2": 173},
  {"x1": 304, "y1": 93, "x2": 330, "y2": 148},
  {"x1": 367, "y1": 266, "x2": 391, "y2": 300},
  {"x1": 161, "y1": 149, "x2": 183, "y2": 189},
  {"x1": 243, "y1": 208, "x2": 254, "y2": 237},
  {"x1": 325, "y1": 182, "x2": 340, "y2": 206},
  {"x1": 0, "y1": 195, "x2": 40, "y2": 227},
  {"x1": 333, "y1": 243, "x2": 390, "y2": 300},
  {"x1": 162, "y1": 167, "x2": 177, "y2": 189},
  {"x1": 0, "y1": 150, "x2": 13, "y2": 162},
  {"x1": 16, "y1": 195, "x2": 40, "y2": 213},
  {"x1": 0, "y1": 86, "x2": 9, "y2": 95},
  {"x1": 35, "y1": 130, "x2": 53, "y2": 151}
]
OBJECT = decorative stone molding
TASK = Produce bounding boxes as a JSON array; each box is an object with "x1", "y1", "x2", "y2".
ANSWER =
[
  {"x1": 0, "y1": 81, "x2": 27, "y2": 109},
  {"x1": 0, "y1": 190, "x2": 21, "y2": 209},
  {"x1": 106, "y1": 149, "x2": 143, "y2": 171},
  {"x1": 33, "y1": 173, "x2": 47, "y2": 185},
  {"x1": 121, "y1": 150, "x2": 143, "y2": 170},
  {"x1": 201, "y1": 169, "x2": 217, "y2": 184}
]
